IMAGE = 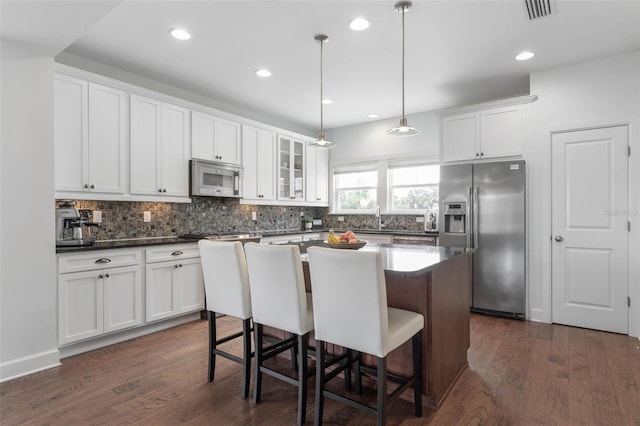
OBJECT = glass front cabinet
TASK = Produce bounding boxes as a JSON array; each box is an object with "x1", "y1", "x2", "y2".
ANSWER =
[{"x1": 277, "y1": 135, "x2": 305, "y2": 201}]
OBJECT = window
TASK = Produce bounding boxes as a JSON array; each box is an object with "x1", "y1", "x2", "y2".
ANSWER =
[
  {"x1": 389, "y1": 163, "x2": 439, "y2": 213},
  {"x1": 333, "y1": 163, "x2": 377, "y2": 212}
]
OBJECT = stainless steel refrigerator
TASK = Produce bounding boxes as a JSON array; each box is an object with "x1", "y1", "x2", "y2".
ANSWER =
[{"x1": 439, "y1": 160, "x2": 525, "y2": 319}]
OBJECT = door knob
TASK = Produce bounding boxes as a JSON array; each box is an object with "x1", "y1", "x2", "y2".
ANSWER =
[{"x1": 554, "y1": 235, "x2": 563, "y2": 242}]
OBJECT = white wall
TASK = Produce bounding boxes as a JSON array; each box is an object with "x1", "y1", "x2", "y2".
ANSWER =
[
  {"x1": 527, "y1": 51, "x2": 640, "y2": 336},
  {"x1": 0, "y1": 46, "x2": 60, "y2": 381},
  {"x1": 326, "y1": 112, "x2": 440, "y2": 162}
]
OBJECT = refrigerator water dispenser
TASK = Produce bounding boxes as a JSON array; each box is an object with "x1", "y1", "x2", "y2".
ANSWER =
[{"x1": 443, "y1": 202, "x2": 466, "y2": 234}]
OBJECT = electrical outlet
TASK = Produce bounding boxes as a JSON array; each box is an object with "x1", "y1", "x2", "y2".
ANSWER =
[
  {"x1": 252, "y1": 211, "x2": 257, "y2": 221},
  {"x1": 143, "y1": 211, "x2": 151, "y2": 222},
  {"x1": 338, "y1": 216, "x2": 345, "y2": 222},
  {"x1": 300, "y1": 212, "x2": 305, "y2": 217},
  {"x1": 93, "y1": 210, "x2": 102, "y2": 223},
  {"x1": 416, "y1": 216, "x2": 425, "y2": 223}
]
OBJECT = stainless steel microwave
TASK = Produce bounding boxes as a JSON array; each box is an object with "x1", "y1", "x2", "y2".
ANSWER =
[{"x1": 190, "y1": 159, "x2": 242, "y2": 198}]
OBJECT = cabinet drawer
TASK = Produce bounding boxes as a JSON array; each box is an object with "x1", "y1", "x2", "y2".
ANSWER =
[
  {"x1": 145, "y1": 244, "x2": 200, "y2": 263},
  {"x1": 58, "y1": 249, "x2": 142, "y2": 274}
]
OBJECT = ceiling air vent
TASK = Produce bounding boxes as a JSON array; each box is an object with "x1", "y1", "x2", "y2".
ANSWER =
[{"x1": 525, "y1": 0, "x2": 552, "y2": 20}]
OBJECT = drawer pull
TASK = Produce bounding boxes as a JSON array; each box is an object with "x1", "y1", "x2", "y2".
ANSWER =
[
  {"x1": 95, "y1": 258, "x2": 112, "y2": 264},
  {"x1": 171, "y1": 250, "x2": 183, "y2": 256},
  {"x1": 98, "y1": 273, "x2": 104, "y2": 279}
]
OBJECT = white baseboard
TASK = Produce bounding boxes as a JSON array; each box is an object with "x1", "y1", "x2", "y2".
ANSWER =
[
  {"x1": 58, "y1": 313, "x2": 202, "y2": 358},
  {"x1": 0, "y1": 349, "x2": 61, "y2": 383},
  {"x1": 528, "y1": 308, "x2": 543, "y2": 322}
]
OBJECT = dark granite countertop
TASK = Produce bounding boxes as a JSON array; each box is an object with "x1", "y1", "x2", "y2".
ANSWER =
[
  {"x1": 56, "y1": 229, "x2": 439, "y2": 254},
  {"x1": 295, "y1": 240, "x2": 469, "y2": 278},
  {"x1": 56, "y1": 236, "x2": 196, "y2": 254}
]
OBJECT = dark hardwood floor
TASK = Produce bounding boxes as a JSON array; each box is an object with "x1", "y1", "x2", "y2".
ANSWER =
[{"x1": 2, "y1": 314, "x2": 639, "y2": 425}]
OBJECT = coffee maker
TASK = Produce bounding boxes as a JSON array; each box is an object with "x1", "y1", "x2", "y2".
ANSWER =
[{"x1": 55, "y1": 200, "x2": 97, "y2": 247}]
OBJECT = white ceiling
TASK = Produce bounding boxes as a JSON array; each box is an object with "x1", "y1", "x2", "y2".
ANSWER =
[{"x1": 2, "y1": 1, "x2": 639, "y2": 132}]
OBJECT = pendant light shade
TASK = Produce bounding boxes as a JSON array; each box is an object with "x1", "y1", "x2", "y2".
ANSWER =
[
  {"x1": 387, "y1": 1, "x2": 421, "y2": 136},
  {"x1": 308, "y1": 34, "x2": 336, "y2": 148}
]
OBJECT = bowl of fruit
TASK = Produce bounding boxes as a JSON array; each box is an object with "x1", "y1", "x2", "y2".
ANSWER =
[{"x1": 325, "y1": 230, "x2": 367, "y2": 250}]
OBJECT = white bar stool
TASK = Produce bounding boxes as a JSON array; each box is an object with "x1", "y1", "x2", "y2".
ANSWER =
[
  {"x1": 243, "y1": 242, "x2": 314, "y2": 425},
  {"x1": 307, "y1": 246, "x2": 424, "y2": 426},
  {"x1": 198, "y1": 240, "x2": 253, "y2": 399}
]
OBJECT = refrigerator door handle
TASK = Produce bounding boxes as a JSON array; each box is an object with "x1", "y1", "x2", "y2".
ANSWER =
[
  {"x1": 467, "y1": 186, "x2": 473, "y2": 248},
  {"x1": 473, "y1": 187, "x2": 479, "y2": 249}
]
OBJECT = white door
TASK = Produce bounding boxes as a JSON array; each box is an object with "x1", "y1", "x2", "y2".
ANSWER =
[
  {"x1": 216, "y1": 118, "x2": 241, "y2": 165},
  {"x1": 257, "y1": 129, "x2": 277, "y2": 200},
  {"x1": 58, "y1": 270, "x2": 103, "y2": 345},
  {"x1": 161, "y1": 103, "x2": 189, "y2": 196},
  {"x1": 552, "y1": 126, "x2": 629, "y2": 334},
  {"x1": 145, "y1": 262, "x2": 178, "y2": 322}
]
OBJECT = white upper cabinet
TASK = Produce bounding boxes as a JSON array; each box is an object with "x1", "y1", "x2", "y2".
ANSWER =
[
  {"x1": 305, "y1": 146, "x2": 329, "y2": 205},
  {"x1": 130, "y1": 95, "x2": 189, "y2": 197},
  {"x1": 439, "y1": 95, "x2": 536, "y2": 163},
  {"x1": 242, "y1": 125, "x2": 277, "y2": 201},
  {"x1": 191, "y1": 111, "x2": 241, "y2": 165},
  {"x1": 55, "y1": 74, "x2": 127, "y2": 195},
  {"x1": 277, "y1": 134, "x2": 305, "y2": 202}
]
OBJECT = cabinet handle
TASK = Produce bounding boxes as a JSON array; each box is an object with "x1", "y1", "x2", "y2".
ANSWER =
[
  {"x1": 98, "y1": 273, "x2": 104, "y2": 279},
  {"x1": 179, "y1": 264, "x2": 183, "y2": 268},
  {"x1": 163, "y1": 188, "x2": 167, "y2": 193},
  {"x1": 174, "y1": 264, "x2": 180, "y2": 269},
  {"x1": 171, "y1": 250, "x2": 183, "y2": 256},
  {"x1": 90, "y1": 184, "x2": 95, "y2": 189},
  {"x1": 158, "y1": 189, "x2": 163, "y2": 192},
  {"x1": 476, "y1": 153, "x2": 480, "y2": 157},
  {"x1": 316, "y1": 198, "x2": 321, "y2": 201},
  {"x1": 104, "y1": 273, "x2": 110, "y2": 278},
  {"x1": 84, "y1": 184, "x2": 89, "y2": 189},
  {"x1": 95, "y1": 258, "x2": 111, "y2": 264},
  {"x1": 480, "y1": 152, "x2": 484, "y2": 157}
]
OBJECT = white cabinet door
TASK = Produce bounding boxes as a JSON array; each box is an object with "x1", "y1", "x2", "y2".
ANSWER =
[
  {"x1": 145, "y1": 261, "x2": 178, "y2": 322},
  {"x1": 131, "y1": 95, "x2": 189, "y2": 197},
  {"x1": 479, "y1": 105, "x2": 523, "y2": 159},
  {"x1": 161, "y1": 103, "x2": 189, "y2": 197},
  {"x1": 103, "y1": 265, "x2": 142, "y2": 333},
  {"x1": 55, "y1": 78, "x2": 128, "y2": 195},
  {"x1": 192, "y1": 111, "x2": 241, "y2": 165},
  {"x1": 58, "y1": 270, "x2": 103, "y2": 345},
  {"x1": 441, "y1": 113, "x2": 479, "y2": 162},
  {"x1": 55, "y1": 74, "x2": 88, "y2": 192},
  {"x1": 242, "y1": 125, "x2": 276, "y2": 201},
  {"x1": 278, "y1": 135, "x2": 305, "y2": 201},
  {"x1": 306, "y1": 146, "x2": 329, "y2": 204},
  {"x1": 178, "y1": 258, "x2": 205, "y2": 313},
  {"x1": 216, "y1": 118, "x2": 241, "y2": 165},
  {"x1": 130, "y1": 94, "x2": 162, "y2": 195},
  {"x1": 88, "y1": 83, "x2": 127, "y2": 194}
]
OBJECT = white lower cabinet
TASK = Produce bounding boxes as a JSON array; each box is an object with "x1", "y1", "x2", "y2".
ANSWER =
[
  {"x1": 145, "y1": 245, "x2": 204, "y2": 322},
  {"x1": 58, "y1": 250, "x2": 142, "y2": 345}
]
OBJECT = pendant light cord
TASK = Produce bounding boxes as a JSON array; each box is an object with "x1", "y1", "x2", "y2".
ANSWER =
[
  {"x1": 401, "y1": 3, "x2": 406, "y2": 120},
  {"x1": 320, "y1": 37, "x2": 324, "y2": 136}
]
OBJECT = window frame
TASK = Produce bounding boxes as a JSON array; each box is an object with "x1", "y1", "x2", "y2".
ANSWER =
[
  {"x1": 331, "y1": 162, "x2": 379, "y2": 214},
  {"x1": 387, "y1": 161, "x2": 440, "y2": 214}
]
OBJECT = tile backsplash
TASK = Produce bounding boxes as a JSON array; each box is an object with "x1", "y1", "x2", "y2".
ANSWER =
[{"x1": 57, "y1": 198, "x2": 431, "y2": 240}]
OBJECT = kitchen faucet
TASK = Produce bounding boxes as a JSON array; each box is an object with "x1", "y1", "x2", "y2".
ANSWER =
[{"x1": 376, "y1": 206, "x2": 386, "y2": 230}]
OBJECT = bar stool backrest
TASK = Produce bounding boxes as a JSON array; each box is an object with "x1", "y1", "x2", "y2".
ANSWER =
[
  {"x1": 307, "y1": 246, "x2": 390, "y2": 357},
  {"x1": 244, "y1": 242, "x2": 311, "y2": 335},
  {"x1": 198, "y1": 240, "x2": 252, "y2": 320}
]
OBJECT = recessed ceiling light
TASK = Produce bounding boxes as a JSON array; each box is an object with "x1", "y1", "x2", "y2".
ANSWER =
[
  {"x1": 255, "y1": 69, "x2": 272, "y2": 77},
  {"x1": 169, "y1": 28, "x2": 191, "y2": 41},
  {"x1": 350, "y1": 18, "x2": 370, "y2": 31},
  {"x1": 322, "y1": 98, "x2": 333, "y2": 104},
  {"x1": 516, "y1": 51, "x2": 535, "y2": 61},
  {"x1": 367, "y1": 113, "x2": 379, "y2": 119}
]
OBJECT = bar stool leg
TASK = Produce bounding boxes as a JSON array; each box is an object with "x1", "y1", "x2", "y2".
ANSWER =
[
  {"x1": 376, "y1": 357, "x2": 387, "y2": 426},
  {"x1": 253, "y1": 323, "x2": 263, "y2": 404},
  {"x1": 241, "y1": 318, "x2": 252, "y2": 399},
  {"x1": 297, "y1": 333, "x2": 309, "y2": 425},
  {"x1": 413, "y1": 332, "x2": 422, "y2": 417},
  {"x1": 208, "y1": 311, "x2": 216, "y2": 383},
  {"x1": 354, "y1": 351, "x2": 362, "y2": 394},
  {"x1": 314, "y1": 341, "x2": 326, "y2": 426}
]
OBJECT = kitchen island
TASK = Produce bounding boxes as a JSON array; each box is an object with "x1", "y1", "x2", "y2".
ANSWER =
[{"x1": 296, "y1": 242, "x2": 472, "y2": 411}]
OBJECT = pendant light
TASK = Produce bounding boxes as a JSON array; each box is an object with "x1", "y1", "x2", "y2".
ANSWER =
[
  {"x1": 386, "y1": 1, "x2": 421, "y2": 136},
  {"x1": 308, "y1": 34, "x2": 335, "y2": 148}
]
